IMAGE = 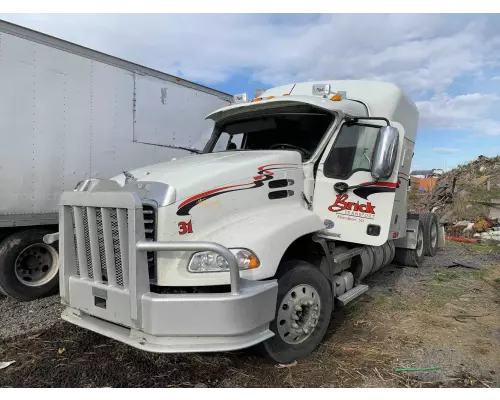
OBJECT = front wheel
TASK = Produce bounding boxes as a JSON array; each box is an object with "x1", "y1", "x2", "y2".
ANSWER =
[{"x1": 259, "y1": 260, "x2": 333, "y2": 364}]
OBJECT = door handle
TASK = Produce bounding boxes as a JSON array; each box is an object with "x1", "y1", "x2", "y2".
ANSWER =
[{"x1": 333, "y1": 182, "x2": 349, "y2": 194}]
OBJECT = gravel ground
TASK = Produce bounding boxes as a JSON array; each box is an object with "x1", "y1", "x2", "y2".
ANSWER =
[
  {"x1": 1, "y1": 241, "x2": 499, "y2": 387},
  {"x1": 0, "y1": 294, "x2": 63, "y2": 340}
]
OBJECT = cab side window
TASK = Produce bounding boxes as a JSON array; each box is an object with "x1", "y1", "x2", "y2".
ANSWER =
[
  {"x1": 323, "y1": 123, "x2": 380, "y2": 179},
  {"x1": 212, "y1": 132, "x2": 243, "y2": 152}
]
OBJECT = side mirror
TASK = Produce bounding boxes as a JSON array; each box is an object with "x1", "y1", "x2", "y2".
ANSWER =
[
  {"x1": 226, "y1": 142, "x2": 237, "y2": 150},
  {"x1": 371, "y1": 126, "x2": 399, "y2": 180}
]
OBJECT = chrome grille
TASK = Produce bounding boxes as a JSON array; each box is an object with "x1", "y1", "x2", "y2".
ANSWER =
[
  {"x1": 95, "y1": 208, "x2": 107, "y2": 281},
  {"x1": 142, "y1": 203, "x2": 156, "y2": 280},
  {"x1": 110, "y1": 208, "x2": 124, "y2": 286},
  {"x1": 70, "y1": 205, "x2": 129, "y2": 287},
  {"x1": 70, "y1": 207, "x2": 80, "y2": 276},
  {"x1": 82, "y1": 207, "x2": 94, "y2": 279}
]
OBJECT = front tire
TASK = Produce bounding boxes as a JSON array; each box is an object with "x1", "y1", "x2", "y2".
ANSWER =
[
  {"x1": 0, "y1": 228, "x2": 59, "y2": 301},
  {"x1": 260, "y1": 260, "x2": 333, "y2": 364}
]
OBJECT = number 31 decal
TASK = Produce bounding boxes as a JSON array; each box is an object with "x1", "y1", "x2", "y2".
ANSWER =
[{"x1": 178, "y1": 220, "x2": 193, "y2": 235}]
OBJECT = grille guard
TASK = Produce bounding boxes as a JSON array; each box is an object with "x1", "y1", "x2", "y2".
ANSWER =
[
  {"x1": 56, "y1": 181, "x2": 278, "y2": 352},
  {"x1": 58, "y1": 185, "x2": 241, "y2": 325}
]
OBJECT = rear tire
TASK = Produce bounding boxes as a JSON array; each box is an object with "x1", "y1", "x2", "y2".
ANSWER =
[
  {"x1": 394, "y1": 220, "x2": 425, "y2": 268},
  {"x1": 0, "y1": 228, "x2": 59, "y2": 301},
  {"x1": 419, "y1": 212, "x2": 438, "y2": 257},
  {"x1": 259, "y1": 260, "x2": 333, "y2": 364}
]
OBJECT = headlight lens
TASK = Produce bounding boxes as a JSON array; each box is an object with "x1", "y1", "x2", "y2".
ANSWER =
[{"x1": 188, "y1": 249, "x2": 260, "y2": 273}]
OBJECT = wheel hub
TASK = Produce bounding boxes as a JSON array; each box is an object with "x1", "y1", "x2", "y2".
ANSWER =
[
  {"x1": 14, "y1": 243, "x2": 59, "y2": 287},
  {"x1": 277, "y1": 284, "x2": 321, "y2": 344}
]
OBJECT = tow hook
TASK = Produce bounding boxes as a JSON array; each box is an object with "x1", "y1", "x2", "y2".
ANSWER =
[{"x1": 43, "y1": 232, "x2": 59, "y2": 244}]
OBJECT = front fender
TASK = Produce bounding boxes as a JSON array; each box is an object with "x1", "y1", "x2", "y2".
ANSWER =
[
  {"x1": 207, "y1": 203, "x2": 324, "y2": 280},
  {"x1": 156, "y1": 203, "x2": 324, "y2": 286}
]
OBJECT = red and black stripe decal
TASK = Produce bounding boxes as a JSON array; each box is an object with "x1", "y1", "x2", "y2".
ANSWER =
[
  {"x1": 353, "y1": 181, "x2": 397, "y2": 200},
  {"x1": 352, "y1": 173, "x2": 410, "y2": 199},
  {"x1": 176, "y1": 163, "x2": 297, "y2": 216}
]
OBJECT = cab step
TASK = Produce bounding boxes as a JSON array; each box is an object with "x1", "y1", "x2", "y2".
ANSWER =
[{"x1": 337, "y1": 284, "x2": 369, "y2": 307}]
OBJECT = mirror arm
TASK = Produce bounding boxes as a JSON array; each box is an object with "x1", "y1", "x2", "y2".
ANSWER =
[{"x1": 345, "y1": 116, "x2": 391, "y2": 126}]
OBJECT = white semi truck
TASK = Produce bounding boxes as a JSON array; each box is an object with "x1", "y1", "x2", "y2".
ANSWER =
[
  {"x1": 46, "y1": 80, "x2": 441, "y2": 363},
  {"x1": 0, "y1": 20, "x2": 232, "y2": 300}
]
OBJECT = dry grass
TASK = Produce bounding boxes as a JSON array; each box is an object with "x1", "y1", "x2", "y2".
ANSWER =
[{"x1": 1, "y1": 242, "x2": 499, "y2": 388}]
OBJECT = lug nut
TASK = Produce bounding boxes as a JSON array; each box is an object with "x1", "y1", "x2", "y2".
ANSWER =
[
  {"x1": 292, "y1": 323, "x2": 299, "y2": 329},
  {"x1": 291, "y1": 313, "x2": 299, "y2": 320},
  {"x1": 294, "y1": 305, "x2": 302, "y2": 312},
  {"x1": 308, "y1": 300, "x2": 314, "y2": 306},
  {"x1": 303, "y1": 328, "x2": 309, "y2": 334},
  {"x1": 301, "y1": 299, "x2": 308, "y2": 306}
]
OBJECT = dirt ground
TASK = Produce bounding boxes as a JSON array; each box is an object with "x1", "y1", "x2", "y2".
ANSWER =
[{"x1": 1, "y1": 241, "x2": 499, "y2": 388}]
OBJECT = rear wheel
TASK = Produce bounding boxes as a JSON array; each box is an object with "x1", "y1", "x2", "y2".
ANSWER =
[
  {"x1": 260, "y1": 260, "x2": 333, "y2": 364},
  {"x1": 394, "y1": 220, "x2": 425, "y2": 268},
  {"x1": 0, "y1": 228, "x2": 59, "y2": 301},
  {"x1": 419, "y1": 212, "x2": 438, "y2": 257}
]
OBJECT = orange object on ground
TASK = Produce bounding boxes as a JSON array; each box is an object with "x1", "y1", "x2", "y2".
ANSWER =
[{"x1": 445, "y1": 236, "x2": 478, "y2": 243}]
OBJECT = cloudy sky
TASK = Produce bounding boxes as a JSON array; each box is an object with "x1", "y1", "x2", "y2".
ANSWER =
[{"x1": 2, "y1": 13, "x2": 500, "y2": 170}]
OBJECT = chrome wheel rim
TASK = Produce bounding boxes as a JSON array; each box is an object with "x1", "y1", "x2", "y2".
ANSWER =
[
  {"x1": 14, "y1": 244, "x2": 59, "y2": 287},
  {"x1": 277, "y1": 284, "x2": 321, "y2": 344}
]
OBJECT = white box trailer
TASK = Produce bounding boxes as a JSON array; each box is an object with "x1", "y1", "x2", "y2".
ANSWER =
[{"x1": 0, "y1": 19, "x2": 232, "y2": 300}]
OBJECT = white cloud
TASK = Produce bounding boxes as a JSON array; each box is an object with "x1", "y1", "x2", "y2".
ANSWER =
[
  {"x1": 1, "y1": 14, "x2": 500, "y2": 96},
  {"x1": 3, "y1": 13, "x2": 500, "y2": 138},
  {"x1": 416, "y1": 92, "x2": 500, "y2": 134},
  {"x1": 432, "y1": 147, "x2": 459, "y2": 154}
]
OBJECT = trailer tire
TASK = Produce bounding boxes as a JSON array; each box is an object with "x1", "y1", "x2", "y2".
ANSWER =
[
  {"x1": 419, "y1": 212, "x2": 438, "y2": 257},
  {"x1": 259, "y1": 260, "x2": 332, "y2": 364},
  {"x1": 394, "y1": 220, "x2": 425, "y2": 268},
  {"x1": 0, "y1": 228, "x2": 59, "y2": 301}
]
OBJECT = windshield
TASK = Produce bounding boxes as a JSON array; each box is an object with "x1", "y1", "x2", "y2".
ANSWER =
[{"x1": 205, "y1": 107, "x2": 333, "y2": 161}]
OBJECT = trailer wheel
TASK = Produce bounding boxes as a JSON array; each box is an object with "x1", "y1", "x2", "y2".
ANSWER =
[
  {"x1": 0, "y1": 228, "x2": 59, "y2": 301},
  {"x1": 419, "y1": 212, "x2": 438, "y2": 257},
  {"x1": 394, "y1": 220, "x2": 425, "y2": 268},
  {"x1": 259, "y1": 260, "x2": 333, "y2": 364}
]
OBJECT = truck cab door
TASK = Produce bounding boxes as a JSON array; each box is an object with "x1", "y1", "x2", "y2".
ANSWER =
[{"x1": 312, "y1": 120, "x2": 403, "y2": 246}]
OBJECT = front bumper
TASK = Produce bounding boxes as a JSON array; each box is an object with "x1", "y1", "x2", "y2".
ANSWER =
[
  {"x1": 62, "y1": 278, "x2": 277, "y2": 353},
  {"x1": 57, "y1": 180, "x2": 278, "y2": 353}
]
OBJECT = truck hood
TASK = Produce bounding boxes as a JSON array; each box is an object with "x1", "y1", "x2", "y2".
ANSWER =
[{"x1": 111, "y1": 151, "x2": 302, "y2": 205}]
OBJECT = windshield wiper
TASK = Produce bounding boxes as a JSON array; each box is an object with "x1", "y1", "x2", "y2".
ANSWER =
[{"x1": 139, "y1": 142, "x2": 202, "y2": 154}]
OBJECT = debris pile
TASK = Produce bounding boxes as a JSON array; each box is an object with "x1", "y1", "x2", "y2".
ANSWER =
[
  {"x1": 409, "y1": 155, "x2": 500, "y2": 243},
  {"x1": 409, "y1": 174, "x2": 456, "y2": 213}
]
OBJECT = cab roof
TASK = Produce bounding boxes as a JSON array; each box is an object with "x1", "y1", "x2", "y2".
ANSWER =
[{"x1": 207, "y1": 80, "x2": 419, "y2": 142}]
